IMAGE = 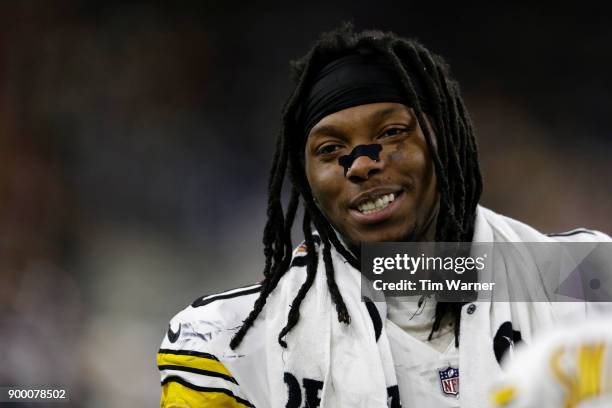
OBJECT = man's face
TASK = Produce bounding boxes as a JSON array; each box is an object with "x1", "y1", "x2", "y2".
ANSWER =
[{"x1": 304, "y1": 102, "x2": 438, "y2": 245}]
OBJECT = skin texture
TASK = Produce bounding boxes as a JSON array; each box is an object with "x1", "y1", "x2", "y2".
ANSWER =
[{"x1": 304, "y1": 102, "x2": 439, "y2": 247}]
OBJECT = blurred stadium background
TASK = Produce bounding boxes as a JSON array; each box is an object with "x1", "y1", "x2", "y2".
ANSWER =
[{"x1": 0, "y1": 2, "x2": 610, "y2": 406}]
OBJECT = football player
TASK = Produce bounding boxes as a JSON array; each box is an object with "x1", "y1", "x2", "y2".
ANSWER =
[{"x1": 158, "y1": 24, "x2": 611, "y2": 408}]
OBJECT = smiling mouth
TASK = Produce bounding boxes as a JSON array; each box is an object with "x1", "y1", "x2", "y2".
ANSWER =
[{"x1": 355, "y1": 191, "x2": 401, "y2": 214}]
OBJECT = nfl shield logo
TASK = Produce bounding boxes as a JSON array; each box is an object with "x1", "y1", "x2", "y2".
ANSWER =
[{"x1": 438, "y1": 366, "x2": 459, "y2": 396}]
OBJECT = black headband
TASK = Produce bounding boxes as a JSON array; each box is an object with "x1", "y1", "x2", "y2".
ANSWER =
[{"x1": 297, "y1": 53, "x2": 428, "y2": 138}]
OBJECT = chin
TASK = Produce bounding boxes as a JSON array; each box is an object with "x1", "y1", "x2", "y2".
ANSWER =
[{"x1": 348, "y1": 225, "x2": 416, "y2": 244}]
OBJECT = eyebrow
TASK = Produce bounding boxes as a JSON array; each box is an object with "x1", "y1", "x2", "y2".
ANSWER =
[{"x1": 308, "y1": 124, "x2": 348, "y2": 140}]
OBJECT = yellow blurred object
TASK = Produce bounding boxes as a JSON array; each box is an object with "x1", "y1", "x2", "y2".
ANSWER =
[{"x1": 492, "y1": 385, "x2": 517, "y2": 406}]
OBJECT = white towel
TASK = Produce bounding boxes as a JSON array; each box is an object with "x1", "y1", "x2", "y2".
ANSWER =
[{"x1": 264, "y1": 239, "x2": 400, "y2": 408}]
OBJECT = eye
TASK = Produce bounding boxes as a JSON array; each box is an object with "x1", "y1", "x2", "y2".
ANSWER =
[
  {"x1": 380, "y1": 127, "x2": 408, "y2": 138},
  {"x1": 316, "y1": 143, "x2": 343, "y2": 156}
]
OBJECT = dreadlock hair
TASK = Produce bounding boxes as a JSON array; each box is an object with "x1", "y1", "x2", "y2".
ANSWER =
[{"x1": 229, "y1": 23, "x2": 483, "y2": 350}]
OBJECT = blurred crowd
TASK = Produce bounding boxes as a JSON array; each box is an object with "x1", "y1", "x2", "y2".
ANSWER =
[{"x1": 0, "y1": 2, "x2": 610, "y2": 407}]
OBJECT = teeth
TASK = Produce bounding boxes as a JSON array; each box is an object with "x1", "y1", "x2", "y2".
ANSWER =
[{"x1": 357, "y1": 193, "x2": 396, "y2": 214}]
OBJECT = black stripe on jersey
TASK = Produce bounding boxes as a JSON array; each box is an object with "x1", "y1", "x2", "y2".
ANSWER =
[
  {"x1": 192, "y1": 285, "x2": 262, "y2": 308},
  {"x1": 162, "y1": 376, "x2": 255, "y2": 407},
  {"x1": 158, "y1": 364, "x2": 238, "y2": 384},
  {"x1": 547, "y1": 228, "x2": 596, "y2": 237},
  {"x1": 158, "y1": 348, "x2": 219, "y2": 361}
]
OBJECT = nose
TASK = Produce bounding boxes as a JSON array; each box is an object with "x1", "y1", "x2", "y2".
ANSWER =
[{"x1": 345, "y1": 155, "x2": 384, "y2": 181}]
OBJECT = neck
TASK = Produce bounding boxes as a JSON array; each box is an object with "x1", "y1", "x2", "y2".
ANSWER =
[{"x1": 417, "y1": 198, "x2": 440, "y2": 242}]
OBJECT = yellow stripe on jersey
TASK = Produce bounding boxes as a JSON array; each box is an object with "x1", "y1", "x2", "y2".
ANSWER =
[
  {"x1": 161, "y1": 380, "x2": 252, "y2": 408},
  {"x1": 157, "y1": 350, "x2": 233, "y2": 379}
]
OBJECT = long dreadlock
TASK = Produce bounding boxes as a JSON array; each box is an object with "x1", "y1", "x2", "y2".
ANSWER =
[{"x1": 230, "y1": 23, "x2": 483, "y2": 350}]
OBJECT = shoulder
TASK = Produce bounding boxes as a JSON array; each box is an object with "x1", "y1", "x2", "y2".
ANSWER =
[
  {"x1": 157, "y1": 283, "x2": 262, "y2": 408},
  {"x1": 477, "y1": 206, "x2": 611, "y2": 243},
  {"x1": 160, "y1": 283, "x2": 262, "y2": 354},
  {"x1": 545, "y1": 228, "x2": 612, "y2": 243}
]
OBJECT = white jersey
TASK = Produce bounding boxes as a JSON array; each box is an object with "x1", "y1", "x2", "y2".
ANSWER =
[{"x1": 158, "y1": 206, "x2": 612, "y2": 407}]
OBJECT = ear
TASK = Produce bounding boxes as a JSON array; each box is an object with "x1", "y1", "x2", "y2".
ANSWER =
[{"x1": 419, "y1": 111, "x2": 439, "y2": 152}]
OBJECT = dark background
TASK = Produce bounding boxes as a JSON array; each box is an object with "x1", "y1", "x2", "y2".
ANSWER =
[{"x1": 0, "y1": 2, "x2": 610, "y2": 406}]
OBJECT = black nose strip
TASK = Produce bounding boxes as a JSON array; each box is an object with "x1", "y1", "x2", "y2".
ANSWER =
[{"x1": 338, "y1": 144, "x2": 383, "y2": 176}]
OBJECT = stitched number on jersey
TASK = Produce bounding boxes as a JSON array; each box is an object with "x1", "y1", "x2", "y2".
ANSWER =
[
  {"x1": 284, "y1": 373, "x2": 323, "y2": 408},
  {"x1": 283, "y1": 373, "x2": 402, "y2": 408}
]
